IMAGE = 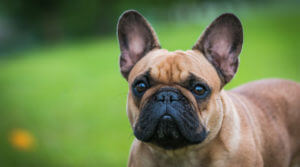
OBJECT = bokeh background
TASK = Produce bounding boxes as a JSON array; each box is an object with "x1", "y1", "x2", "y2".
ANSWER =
[{"x1": 0, "y1": 0, "x2": 299, "y2": 166}]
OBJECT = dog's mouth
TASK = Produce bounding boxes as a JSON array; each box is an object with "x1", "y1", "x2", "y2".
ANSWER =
[
  {"x1": 134, "y1": 111, "x2": 207, "y2": 149},
  {"x1": 133, "y1": 88, "x2": 207, "y2": 149},
  {"x1": 150, "y1": 114, "x2": 190, "y2": 149}
]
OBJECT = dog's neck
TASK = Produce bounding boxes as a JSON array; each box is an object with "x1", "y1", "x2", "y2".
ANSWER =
[{"x1": 132, "y1": 90, "x2": 242, "y2": 167}]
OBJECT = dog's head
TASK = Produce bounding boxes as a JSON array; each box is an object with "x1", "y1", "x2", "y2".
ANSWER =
[{"x1": 117, "y1": 10, "x2": 243, "y2": 149}]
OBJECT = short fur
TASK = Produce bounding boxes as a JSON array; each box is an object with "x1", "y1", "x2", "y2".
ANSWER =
[{"x1": 117, "y1": 10, "x2": 300, "y2": 167}]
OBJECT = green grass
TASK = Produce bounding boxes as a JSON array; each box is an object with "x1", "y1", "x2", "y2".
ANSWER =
[{"x1": 0, "y1": 10, "x2": 300, "y2": 167}]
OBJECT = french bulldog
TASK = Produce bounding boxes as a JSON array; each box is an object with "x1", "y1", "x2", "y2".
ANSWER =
[{"x1": 117, "y1": 10, "x2": 300, "y2": 167}]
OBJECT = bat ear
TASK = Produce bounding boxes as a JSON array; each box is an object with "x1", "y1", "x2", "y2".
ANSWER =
[
  {"x1": 117, "y1": 10, "x2": 160, "y2": 80},
  {"x1": 193, "y1": 13, "x2": 243, "y2": 87}
]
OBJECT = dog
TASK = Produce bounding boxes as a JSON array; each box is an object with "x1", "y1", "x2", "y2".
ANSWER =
[{"x1": 117, "y1": 10, "x2": 300, "y2": 167}]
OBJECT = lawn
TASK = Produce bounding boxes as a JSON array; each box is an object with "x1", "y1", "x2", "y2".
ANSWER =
[{"x1": 0, "y1": 9, "x2": 299, "y2": 167}]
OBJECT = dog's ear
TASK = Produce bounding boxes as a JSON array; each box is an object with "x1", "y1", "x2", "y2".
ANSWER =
[
  {"x1": 117, "y1": 10, "x2": 160, "y2": 80},
  {"x1": 193, "y1": 13, "x2": 243, "y2": 87}
]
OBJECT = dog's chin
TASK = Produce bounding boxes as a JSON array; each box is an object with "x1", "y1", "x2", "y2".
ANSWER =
[{"x1": 134, "y1": 114, "x2": 208, "y2": 150}]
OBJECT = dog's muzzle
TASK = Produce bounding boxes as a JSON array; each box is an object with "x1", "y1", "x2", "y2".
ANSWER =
[{"x1": 134, "y1": 87, "x2": 207, "y2": 149}]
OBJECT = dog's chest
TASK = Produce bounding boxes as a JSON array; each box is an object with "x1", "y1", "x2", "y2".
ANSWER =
[{"x1": 153, "y1": 151, "x2": 207, "y2": 167}]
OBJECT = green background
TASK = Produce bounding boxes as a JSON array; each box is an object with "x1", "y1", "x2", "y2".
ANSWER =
[{"x1": 0, "y1": 3, "x2": 299, "y2": 167}]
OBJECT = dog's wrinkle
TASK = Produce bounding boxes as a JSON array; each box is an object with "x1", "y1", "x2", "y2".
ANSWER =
[
  {"x1": 168, "y1": 104, "x2": 196, "y2": 128},
  {"x1": 150, "y1": 52, "x2": 190, "y2": 84},
  {"x1": 134, "y1": 102, "x2": 165, "y2": 141},
  {"x1": 181, "y1": 112, "x2": 198, "y2": 127},
  {"x1": 166, "y1": 104, "x2": 203, "y2": 143},
  {"x1": 179, "y1": 116, "x2": 196, "y2": 130},
  {"x1": 180, "y1": 114, "x2": 199, "y2": 130}
]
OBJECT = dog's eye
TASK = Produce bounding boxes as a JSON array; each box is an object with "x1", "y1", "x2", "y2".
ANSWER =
[
  {"x1": 193, "y1": 84, "x2": 207, "y2": 97},
  {"x1": 135, "y1": 81, "x2": 148, "y2": 93}
]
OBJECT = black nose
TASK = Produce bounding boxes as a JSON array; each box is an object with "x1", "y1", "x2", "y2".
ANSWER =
[{"x1": 155, "y1": 91, "x2": 180, "y2": 103}]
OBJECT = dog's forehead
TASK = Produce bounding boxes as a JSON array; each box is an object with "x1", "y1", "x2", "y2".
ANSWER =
[
  {"x1": 149, "y1": 51, "x2": 193, "y2": 83},
  {"x1": 129, "y1": 49, "x2": 220, "y2": 87}
]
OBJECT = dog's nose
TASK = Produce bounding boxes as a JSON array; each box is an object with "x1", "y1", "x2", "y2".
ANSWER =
[{"x1": 155, "y1": 91, "x2": 179, "y2": 103}]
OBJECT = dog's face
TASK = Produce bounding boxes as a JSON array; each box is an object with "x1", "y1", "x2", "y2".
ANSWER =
[{"x1": 117, "y1": 10, "x2": 243, "y2": 149}]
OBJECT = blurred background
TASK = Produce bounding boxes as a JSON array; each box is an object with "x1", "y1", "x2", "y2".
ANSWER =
[{"x1": 0, "y1": 0, "x2": 299, "y2": 166}]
